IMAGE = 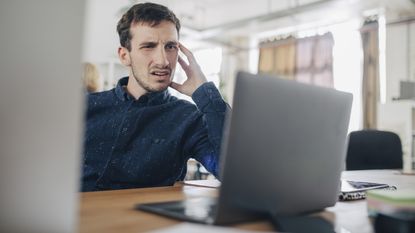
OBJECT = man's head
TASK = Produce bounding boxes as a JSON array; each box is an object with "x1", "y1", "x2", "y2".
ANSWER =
[
  {"x1": 117, "y1": 3, "x2": 181, "y2": 96},
  {"x1": 117, "y1": 3, "x2": 181, "y2": 51}
]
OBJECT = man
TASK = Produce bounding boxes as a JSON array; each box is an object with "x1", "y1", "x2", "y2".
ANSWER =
[{"x1": 82, "y1": 2, "x2": 230, "y2": 191}]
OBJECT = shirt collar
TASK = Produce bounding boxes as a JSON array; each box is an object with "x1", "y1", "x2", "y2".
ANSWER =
[{"x1": 115, "y1": 77, "x2": 169, "y2": 105}]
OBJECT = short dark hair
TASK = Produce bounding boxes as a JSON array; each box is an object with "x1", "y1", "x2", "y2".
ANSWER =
[{"x1": 117, "y1": 2, "x2": 181, "y2": 51}]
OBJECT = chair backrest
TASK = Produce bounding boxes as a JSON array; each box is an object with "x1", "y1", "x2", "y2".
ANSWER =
[{"x1": 346, "y1": 130, "x2": 403, "y2": 170}]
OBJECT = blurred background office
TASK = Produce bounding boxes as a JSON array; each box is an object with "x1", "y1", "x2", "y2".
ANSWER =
[
  {"x1": 82, "y1": 0, "x2": 415, "y2": 176},
  {"x1": 2, "y1": 1, "x2": 413, "y2": 232},
  {"x1": 83, "y1": 62, "x2": 103, "y2": 93}
]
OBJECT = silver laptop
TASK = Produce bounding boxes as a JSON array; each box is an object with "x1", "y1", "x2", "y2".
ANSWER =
[
  {"x1": 0, "y1": 1, "x2": 84, "y2": 232},
  {"x1": 138, "y1": 71, "x2": 353, "y2": 225}
]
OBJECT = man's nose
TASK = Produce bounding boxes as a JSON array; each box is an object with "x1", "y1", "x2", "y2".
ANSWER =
[{"x1": 154, "y1": 47, "x2": 169, "y2": 67}]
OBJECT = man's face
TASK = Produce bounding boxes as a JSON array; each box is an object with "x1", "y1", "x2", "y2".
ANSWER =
[{"x1": 121, "y1": 20, "x2": 179, "y2": 93}]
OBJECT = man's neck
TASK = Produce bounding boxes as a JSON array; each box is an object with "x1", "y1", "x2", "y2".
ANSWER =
[{"x1": 126, "y1": 76, "x2": 148, "y2": 100}]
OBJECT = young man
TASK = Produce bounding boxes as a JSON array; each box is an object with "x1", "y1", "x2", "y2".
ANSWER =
[{"x1": 82, "y1": 3, "x2": 230, "y2": 191}]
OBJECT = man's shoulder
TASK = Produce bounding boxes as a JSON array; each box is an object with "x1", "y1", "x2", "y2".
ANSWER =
[
  {"x1": 87, "y1": 89, "x2": 114, "y2": 98},
  {"x1": 86, "y1": 89, "x2": 117, "y2": 107},
  {"x1": 166, "y1": 94, "x2": 198, "y2": 110}
]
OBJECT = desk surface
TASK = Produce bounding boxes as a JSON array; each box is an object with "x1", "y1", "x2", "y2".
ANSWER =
[{"x1": 78, "y1": 170, "x2": 415, "y2": 233}]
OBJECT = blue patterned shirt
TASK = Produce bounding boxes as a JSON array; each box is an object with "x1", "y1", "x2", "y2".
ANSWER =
[{"x1": 82, "y1": 77, "x2": 229, "y2": 191}]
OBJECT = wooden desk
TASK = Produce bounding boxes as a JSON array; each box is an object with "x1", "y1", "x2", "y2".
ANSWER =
[{"x1": 79, "y1": 170, "x2": 415, "y2": 233}]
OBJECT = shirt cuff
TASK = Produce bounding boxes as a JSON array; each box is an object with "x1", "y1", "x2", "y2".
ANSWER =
[{"x1": 192, "y1": 82, "x2": 227, "y2": 113}]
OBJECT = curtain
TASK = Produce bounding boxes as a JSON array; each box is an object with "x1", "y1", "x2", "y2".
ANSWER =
[
  {"x1": 360, "y1": 21, "x2": 379, "y2": 129},
  {"x1": 258, "y1": 33, "x2": 334, "y2": 88},
  {"x1": 295, "y1": 33, "x2": 334, "y2": 87},
  {"x1": 258, "y1": 38, "x2": 296, "y2": 80},
  {"x1": 295, "y1": 37, "x2": 314, "y2": 84}
]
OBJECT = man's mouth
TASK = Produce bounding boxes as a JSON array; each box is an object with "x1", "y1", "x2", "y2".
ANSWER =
[{"x1": 150, "y1": 70, "x2": 170, "y2": 78}]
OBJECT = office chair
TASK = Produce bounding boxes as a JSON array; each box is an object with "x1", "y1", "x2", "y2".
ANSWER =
[{"x1": 346, "y1": 130, "x2": 403, "y2": 170}]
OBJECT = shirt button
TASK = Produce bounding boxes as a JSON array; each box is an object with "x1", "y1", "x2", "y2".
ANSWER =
[
  {"x1": 154, "y1": 139, "x2": 160, "y2": 144},
  {"x1": 207, "y1": 89, "x2": 213, "y2": 93}
]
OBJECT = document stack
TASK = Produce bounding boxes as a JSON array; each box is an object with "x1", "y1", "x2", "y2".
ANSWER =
[
  {"x1": 367, "y1": 189, "x2": 415, "y2": 232},
  {"x1": 367, "y1": 189, "x2": 415, "y2": 216}
]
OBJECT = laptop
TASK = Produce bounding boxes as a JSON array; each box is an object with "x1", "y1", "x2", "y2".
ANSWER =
[
  {"x1": 137, "y1": 71, "x2": 353, "y2": 225},
  {"x1": 0, "y1": 1, "x2": 84, "y2": 232}
]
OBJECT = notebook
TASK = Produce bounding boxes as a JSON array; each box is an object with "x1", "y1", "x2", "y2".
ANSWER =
[{"x1": 137, "y1": 71, "x2": 353, "y2": 224}]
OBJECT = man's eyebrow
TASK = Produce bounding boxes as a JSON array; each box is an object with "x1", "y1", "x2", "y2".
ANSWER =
[
  {"x1": 138, "y1": 41, "x2": 158, "y2": 47},
  {"x1": 165, "y1": 41, "x2": 179, "y2": 46}
]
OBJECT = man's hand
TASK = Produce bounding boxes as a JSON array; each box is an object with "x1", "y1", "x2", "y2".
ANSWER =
[{"x1": 170, "y1": 43, "x2": 207, "y2": 97}]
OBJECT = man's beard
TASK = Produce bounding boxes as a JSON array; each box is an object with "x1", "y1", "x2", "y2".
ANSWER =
[{"x1": 131, "y1": 64, "x2": 172, "y2": 93}]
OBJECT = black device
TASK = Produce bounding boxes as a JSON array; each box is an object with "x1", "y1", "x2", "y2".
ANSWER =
[{"x1": 268, "y1": 212, "x2": 335, "y2": 233}]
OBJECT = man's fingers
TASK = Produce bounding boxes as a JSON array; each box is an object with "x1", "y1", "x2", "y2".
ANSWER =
[
  {"x1": 179, "y1": 43, "x2": 195, "y2": 64},
  {"x1": 178, "y1": 56, "x2": 189, "y2": 70}
]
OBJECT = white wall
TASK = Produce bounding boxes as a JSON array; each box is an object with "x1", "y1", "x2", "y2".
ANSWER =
[
  {"x1": 220, "y1": 37, "x2": 252, "y2": 105},
  {"x1": 411, "y1": 22, "x2": 415, "y2": 81},
  {"x1": 83, "y1": 0, "x2": 130, "y2": 63},
  {"x1": 385, "y1": 21, "x2": 415, "y2": 102},
  {"x1": 380, "y1": 18, "x2": 415, "y2": 170}
]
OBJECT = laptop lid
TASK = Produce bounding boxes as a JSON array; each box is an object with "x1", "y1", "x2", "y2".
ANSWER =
[
  {"x1": 216, "y1": 71, "x2": 352, "y2": 221},
  {"x1": 136, "y1": 71, "x2": 352, "y2": 224},
  {"x1": 0, "y1": 1, "x2": 84, "y2": 232}
]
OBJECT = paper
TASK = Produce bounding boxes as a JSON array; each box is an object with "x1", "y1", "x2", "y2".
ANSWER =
[{"x1": 184, "y1": 179, "x2": 221, "y2": 188}]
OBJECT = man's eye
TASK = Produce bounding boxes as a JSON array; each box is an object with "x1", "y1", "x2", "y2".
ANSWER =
[{"x1": 166, "y1": 45, "x2": 178, "y2": 50}]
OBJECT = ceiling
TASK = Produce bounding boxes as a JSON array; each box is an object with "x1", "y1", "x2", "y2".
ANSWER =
[
  {"x1": 113, "y1": 0, "x2": 415, "y2": 41},
  {"x1": 143, "y1": 0, "x2": 322, "y2": 30},
  {"x1": 83, "y1": 0, "x2": 415, "y2": 62}
]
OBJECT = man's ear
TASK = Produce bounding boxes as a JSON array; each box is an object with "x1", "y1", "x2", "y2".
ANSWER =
[{"x1": 118, "y1": 46, "x2": 131, "y2": 66}]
